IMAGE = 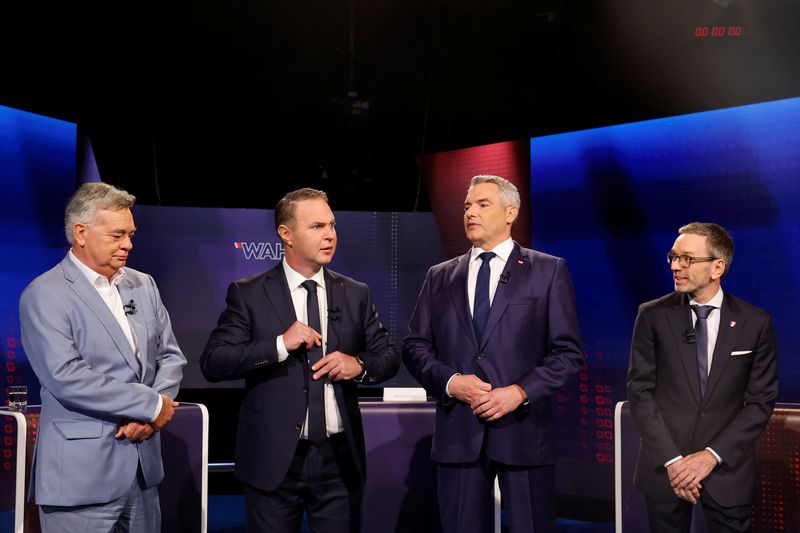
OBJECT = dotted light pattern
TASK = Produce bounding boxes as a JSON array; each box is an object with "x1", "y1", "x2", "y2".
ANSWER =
[{"x1": 752, "y1": 407, "x2": 800, "y2": 531}]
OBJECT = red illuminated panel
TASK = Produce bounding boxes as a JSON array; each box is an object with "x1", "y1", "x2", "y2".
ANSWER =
[
  {"x1": 0, "y1": 416, "x2": 15, "y2": 511},
  {"x1": 556, "y1": 350, "x2": 618, "y2": 463},
  {"x1": 752, "y1": 406, "x2": 800, "y2": 531},
  {"x1": 1, "y1": 329, "x2": 25, "y2": 511},
  {"x1": 419, "y1": 140, "x2": 531, "y2": 259}
]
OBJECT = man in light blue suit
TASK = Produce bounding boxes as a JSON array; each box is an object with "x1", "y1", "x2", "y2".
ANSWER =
[{"x1": 19, "y1": 182, "x2": 186, "y2": 532}]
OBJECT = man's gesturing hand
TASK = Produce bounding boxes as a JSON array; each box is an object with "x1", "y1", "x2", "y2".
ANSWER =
[
  {"x1": 311, "y1": 351, "x2": 363, "y2": 381},
  {"x1": 282, "y1": 321, "x2": 323, "y2": 353}
]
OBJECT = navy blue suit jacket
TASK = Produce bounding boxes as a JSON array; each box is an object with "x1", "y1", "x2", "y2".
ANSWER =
[
  {"x1": 200, "y1": 263, "x2": 399, "y2": 491},
  {"x1": 402, "y1": 243, "x2": 584, "y2": 465}
]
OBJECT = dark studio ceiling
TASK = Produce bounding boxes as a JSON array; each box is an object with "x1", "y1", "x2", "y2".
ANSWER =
[{"x1": 2, "y1": 0, "x2": 799, "y2": 211}]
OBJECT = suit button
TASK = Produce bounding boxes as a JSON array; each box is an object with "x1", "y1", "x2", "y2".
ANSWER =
[
  {"x1": 476, "y1": 353, "x2": 485, "y2": 360},
  {"x1": 295, "y1": 423, "x2": 302, "y2": 430},
  {"x1": 302, "y1": 387, "x2": 308, "y2": 393}
]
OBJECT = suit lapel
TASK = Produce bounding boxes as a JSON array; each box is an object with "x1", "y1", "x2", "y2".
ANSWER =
[
  {"x1": 447, "y1": 251, "x2": 476, "y2": 346},
  {"x1": 61, "y1": 257, "x2": 142, "y2": 378},
  {"x1": 480, "y1": 244, "x2": 529, "y2": 349},
  {"x1": 324, "y1": 268, "x2": 344, "y2": 352},
  {"x1": 118, "y1": 279, "x2": 146, "y2": 380},
  {"x1": 704, "y1": 295, "x2": 744, "y2": 401},
  {"x1": 664, "y1": 293, "x2": 703, "y2": 406},
  {"x1": 323, "y1": 269, "x2": 350, "y2": 422},
  {"x1": 262, "y1": 264, "x2": 297, "y2": 332}
]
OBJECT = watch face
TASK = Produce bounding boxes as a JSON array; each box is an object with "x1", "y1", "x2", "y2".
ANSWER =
[{"x1": 355, "y1": 358, "x2": 367, "y2": 382}]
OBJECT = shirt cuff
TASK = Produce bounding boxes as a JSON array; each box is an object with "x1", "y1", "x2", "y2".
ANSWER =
[
  {"x1": 664, "y1": 455, "x2": 683, "y2": 468},
  {"x1": 276, "y1": 335, "x2": 289, "y2": 362},
  {"x1": 445, "y1": 373, "x2": 461, "y2": 397},
  {"x1": 705, "y1": 447, "x2": 723, "y2": 465},
  {"x1": 150, "y1": 393, "x2": 163, "y2": 423}
]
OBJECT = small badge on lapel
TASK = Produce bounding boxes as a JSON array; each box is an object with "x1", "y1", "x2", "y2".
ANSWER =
[
  {"x1": 517, "y1": 259, "x2": 524, "y2": 265},
  {"x1": 730, "y1": 321, "x2": 736, "y2": 328}
]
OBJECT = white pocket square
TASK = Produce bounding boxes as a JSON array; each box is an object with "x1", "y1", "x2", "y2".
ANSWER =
[{"x1": 730, "y1": 350, "x2": 753, "y2": 356}]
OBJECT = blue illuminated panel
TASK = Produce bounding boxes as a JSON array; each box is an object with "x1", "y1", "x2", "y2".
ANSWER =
[
  {"x1": 531, "y1": 97, "x2": 800, "y2": 466},
  {"x1": 0, "y1": 106, "x2": 76, "y2": 401},
  {"x1": 0, "y1": 105, "x2": 75, "y2": 525}
]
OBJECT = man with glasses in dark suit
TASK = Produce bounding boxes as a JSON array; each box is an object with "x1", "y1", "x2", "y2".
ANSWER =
[{"x1": 627, "y1": 222, "x2": 778, "y2": 533}]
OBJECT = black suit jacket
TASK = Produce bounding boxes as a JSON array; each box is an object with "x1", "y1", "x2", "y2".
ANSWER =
[
  {"x1": 626, "y1": 291, "x2": 778, "y2": 506},
  {"x1": 200, "y1": 263, "x2": 400, "y2": 491}
]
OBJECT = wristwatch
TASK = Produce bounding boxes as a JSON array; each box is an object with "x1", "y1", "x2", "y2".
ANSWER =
[{"x1": 353, "y1": 357, "x2": 367, "y2": 383}]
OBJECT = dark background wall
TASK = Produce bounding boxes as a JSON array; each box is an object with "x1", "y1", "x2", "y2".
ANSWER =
[{"x1": 2, "y1": 0, "x2": 799, "y2": 211}]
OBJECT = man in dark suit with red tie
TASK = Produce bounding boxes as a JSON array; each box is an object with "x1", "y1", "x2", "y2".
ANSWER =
[
  {"x1": 200, "y1": 188, "x2": 400, "y2": 533},
  {"x1": 402, "y1": 175, "x2": 585, "y2": 533},
  {"x1": 627, "y1": 222, "x2": 779, "y2": 532}
]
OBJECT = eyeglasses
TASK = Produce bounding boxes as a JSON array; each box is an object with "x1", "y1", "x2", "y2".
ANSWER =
[{"x1": 666, "y1": 252, "x2": 717, "y2": 268}]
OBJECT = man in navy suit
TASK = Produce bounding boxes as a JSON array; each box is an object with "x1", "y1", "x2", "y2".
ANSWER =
[
  {"x1": 20, "y1": 182, "x2": 186, "y2": 532},
  {"x1": 200, "y1": 188, "x2": 399, "y2": 533},
  {"x1": 402, "y1": 175, "x2": 584, "y2": 533},
  {"x1": 627, "y1": 222, "x2": 778, "y2": 532}
]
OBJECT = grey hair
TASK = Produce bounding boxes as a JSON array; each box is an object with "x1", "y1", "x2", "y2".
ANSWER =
[
  {"x1": 64, "y1": 182, "x2": 136, "y2": 244},
  {"x1": 469, "y1": 174, "x2": 521, "y2": 209}
]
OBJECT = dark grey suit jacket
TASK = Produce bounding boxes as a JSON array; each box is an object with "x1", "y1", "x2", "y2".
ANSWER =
[{"x1": 626, "y1": 291, "x2": 778, "y2": 506}]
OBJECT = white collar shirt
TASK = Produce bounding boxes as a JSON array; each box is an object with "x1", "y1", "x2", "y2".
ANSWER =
[
  {"x1": 69, "y1": 250, "x2": 137, "y2": 357},
  {"x1": 281, "y1": 260, "x2": 343, "y2": 437},
  {"x1": 467, "y1": 237, "x2": 514, "y2": 316}
]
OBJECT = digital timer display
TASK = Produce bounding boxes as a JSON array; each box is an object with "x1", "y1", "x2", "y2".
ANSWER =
[{"x1": 694, "y1": 25, "x2": 743, "y2": 38}]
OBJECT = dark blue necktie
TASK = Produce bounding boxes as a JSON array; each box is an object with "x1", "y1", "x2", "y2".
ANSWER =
[
  {"x1": 472, "y1": 251, "x2": 496, "y2": 343},
  {"x1": 692, "y1": 304, "x2": 714, "y2": 396},
  {"x1": 302, "y1": 280, "x2": 326, "y2": 444}
]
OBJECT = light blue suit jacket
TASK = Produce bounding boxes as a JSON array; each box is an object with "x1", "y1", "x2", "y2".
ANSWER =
[{"x1": 19, "y1": 254, "x2": 186, "y2": 506}]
